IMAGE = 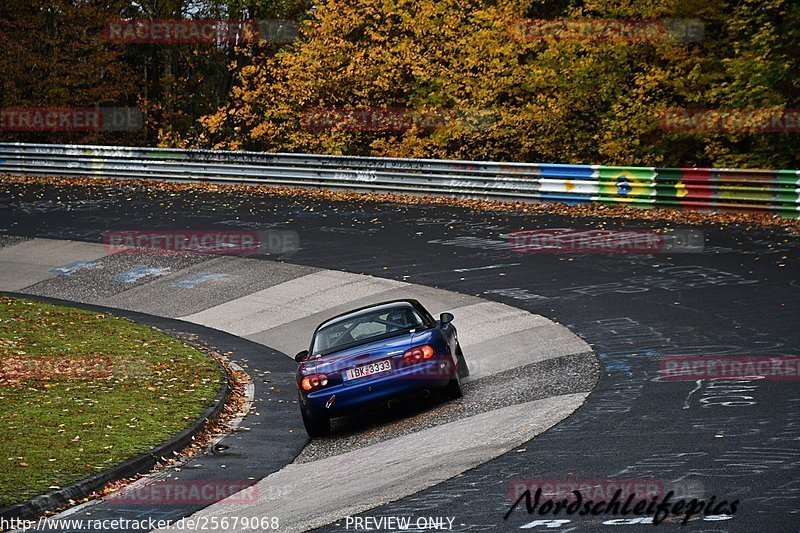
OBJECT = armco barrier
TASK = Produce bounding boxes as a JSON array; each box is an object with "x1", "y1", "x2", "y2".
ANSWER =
[{"x1": 0, "y1": 142, "x2": 797, "y2": 217}]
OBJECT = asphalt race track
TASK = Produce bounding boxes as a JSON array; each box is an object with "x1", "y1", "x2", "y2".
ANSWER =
[
  {"x1": 0, "y1": 235, "x2": 594, "y2": 532},
  {"x1": 0, "y1": 181, "x2": 799, "y2": 532}
]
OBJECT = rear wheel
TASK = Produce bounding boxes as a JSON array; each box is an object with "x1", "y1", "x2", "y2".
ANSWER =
[
  {"x1": 442, "y1": 347, "x2": 464, "y2": 400},
  {"x1": 301, "y1": 405, "x2": 330, "y2": 438},
  {"x1": 455, "y1": 343, "x2": 469, "y2": 378},
  {"x1": 442, "y1": 372, "x2": 463, "y2": 400}
]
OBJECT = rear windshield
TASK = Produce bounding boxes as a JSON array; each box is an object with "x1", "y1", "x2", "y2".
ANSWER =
[{"x1": 312, "y1": 306, "x2": 424, "y2": 354}]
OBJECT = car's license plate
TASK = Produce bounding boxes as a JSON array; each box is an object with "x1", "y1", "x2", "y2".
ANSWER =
[{"x1": 344, "y1": 359, "x2": 392, "y2": 381}]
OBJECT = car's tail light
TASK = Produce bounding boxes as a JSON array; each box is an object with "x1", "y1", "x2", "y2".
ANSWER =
[
  {"x1": 301, "y1": 373, "x2": 329, "y2": 391},
  {"x1": 403, "y1": 344, "x2": 435, "y2": 365}
]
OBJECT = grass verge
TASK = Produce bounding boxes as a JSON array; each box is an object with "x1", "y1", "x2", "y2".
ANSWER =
[{"x1": 0, "y1": 295, "x2": 222, "y2": 507}]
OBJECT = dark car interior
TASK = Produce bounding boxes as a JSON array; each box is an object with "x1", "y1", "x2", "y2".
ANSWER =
[{"x1": 313, "y1": 306, "x2": 425, "y2": 354}]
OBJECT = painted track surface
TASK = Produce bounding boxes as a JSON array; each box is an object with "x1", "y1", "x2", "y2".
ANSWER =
[{"x1": 0, "y1": 182, "x2": 799, "y2": 532}]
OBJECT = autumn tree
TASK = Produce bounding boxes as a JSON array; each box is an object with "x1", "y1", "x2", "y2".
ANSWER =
[
  {"x1": 131, "y1": 0, "x2": 310, "y2": 146},
  {"x1": 0, "y1": 0, "x2": 142, "y2": 144},
  {"x1": 197, "y1": 0, "x2": 800, "y2": 168},
  {"x1": 0, "y1": 0, "x2": 306, "y2": 145}
]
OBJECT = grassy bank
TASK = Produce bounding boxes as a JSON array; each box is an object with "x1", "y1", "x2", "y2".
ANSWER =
[{"x1": 0, "y1": 295, "x2": 222, "y2": 507}]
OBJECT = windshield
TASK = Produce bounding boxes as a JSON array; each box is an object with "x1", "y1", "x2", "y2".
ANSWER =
[{"x1": 312, "y1": 306, "x2": 424, "y2": 355}]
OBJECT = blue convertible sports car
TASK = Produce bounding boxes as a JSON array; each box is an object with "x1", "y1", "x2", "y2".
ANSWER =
[{"x1": 294, "y1": 299, "x2": 469, "y2": 437}]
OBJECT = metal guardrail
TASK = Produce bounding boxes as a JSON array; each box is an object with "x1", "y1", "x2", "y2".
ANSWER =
[{"x1": 0, "y1": 142, "x2": 798, "y2": 217}]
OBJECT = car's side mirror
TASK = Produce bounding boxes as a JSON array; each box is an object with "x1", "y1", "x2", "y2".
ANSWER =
[
  {"x1": 440, "y1": 312, "x2": 454, "y2": 325},
  {"x1": 295, "y1": 350, "x2": 309, "y2": 362}
]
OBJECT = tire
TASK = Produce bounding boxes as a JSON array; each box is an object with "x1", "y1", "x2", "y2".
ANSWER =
[
  {"x1": 456, "y1": 343, "x2": 469, "y2": 378},
  {"x1": 442, "y1": 348, "x2": 464, "y2": 400},
  {"x1": 442, "y1": 373, "x2": 463, "y2": 400},
  {"x1": 301, "y1": 405, "x2": 330, "y2": 438}
]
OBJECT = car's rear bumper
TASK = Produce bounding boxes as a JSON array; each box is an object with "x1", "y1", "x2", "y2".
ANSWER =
[{"x1": 301, "y1": 359, "x2": 452, "y2": 417}]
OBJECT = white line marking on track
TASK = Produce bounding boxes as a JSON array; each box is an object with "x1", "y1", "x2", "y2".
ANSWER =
[
  {"x1": 454, "y1": 263, "x2": 521, "y2": 272},
  {"x1": 683, "y1": 379, "x2": 703, "y2": 410}
]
